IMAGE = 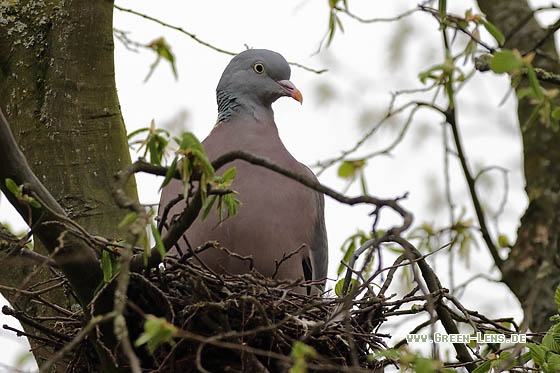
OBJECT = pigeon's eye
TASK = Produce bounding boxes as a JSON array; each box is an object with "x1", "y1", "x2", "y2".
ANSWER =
[{"x1": 253, "y1": 62, "x2": 265, "y2": 74}]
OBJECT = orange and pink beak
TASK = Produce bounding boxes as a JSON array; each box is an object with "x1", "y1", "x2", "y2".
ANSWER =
[{"x1": 277, "y1": 80, "x2": 303, "y2": 104}]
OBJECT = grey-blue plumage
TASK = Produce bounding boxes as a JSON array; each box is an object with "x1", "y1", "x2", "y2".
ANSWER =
[{"x1": 159, "y1": 49, "x2": 328, "y2": 294}]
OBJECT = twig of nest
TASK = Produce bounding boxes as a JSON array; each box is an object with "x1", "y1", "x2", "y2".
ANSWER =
[{"x1": 136, "y1": 258, "x2": 388, "y2": 372}]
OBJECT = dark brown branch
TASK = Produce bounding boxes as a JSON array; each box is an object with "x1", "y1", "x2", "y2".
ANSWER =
[
  {"x1": 393, "y1": 236, "x2": 476, "y2": 372},
  {"x1": 2, "y1": 324, "x2": 64, "y2": 349},
  {"x1": 418, "y1": 5, "x2": 495, "y2": 52},
  {"x1": 445, "y1": 108, "x2": 503, "y2": 269},
  {"x1": 2, "y1": 306, "x2": 71, "y2": 342},
  {"x1": 117, "y1": 154, "x2": 412, "y2": 272},
  {"x1": 530, "y1": 16, "x2": 560, "y2": 53},
  {"x1": 212, "y1": 151, "x2": 412, "y2": 232}
]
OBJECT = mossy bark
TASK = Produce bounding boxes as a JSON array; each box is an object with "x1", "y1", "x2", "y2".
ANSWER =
[
  {"x1": 0, "y1": 0, "x2": 139, "y2": 369},
  {"x1": 477, "y1": 0, "x2": 560, "y2": 334}
]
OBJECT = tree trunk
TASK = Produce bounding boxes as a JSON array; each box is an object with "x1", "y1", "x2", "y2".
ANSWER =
[
  {"x1": 0, "y1": 0, "x2": 139, "y2": 368},
  {"x1": 477, "y1": 0, "x2": 560, "y2": 334}
]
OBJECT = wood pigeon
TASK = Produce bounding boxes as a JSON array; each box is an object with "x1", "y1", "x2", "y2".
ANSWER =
[{"x1": 159, "y1": 49, "x2": 328, "y2": 294}]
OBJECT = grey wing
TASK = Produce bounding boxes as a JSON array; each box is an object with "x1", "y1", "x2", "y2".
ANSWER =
[
  {"x1": 299, "y1": 163, "x2": 328, "y2": 291},
  {"x1": 310, "y1": 189, "x2": 328, "y2": 288}
]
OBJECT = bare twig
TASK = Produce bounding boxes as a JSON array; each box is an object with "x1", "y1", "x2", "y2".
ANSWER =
[
  {"x1": 2, "y1": 306, "x2": 71, "y2": 342},
  {"x1": 39, "y1": 312, "x2": 116, "y2": 373},
  {"x1": 271, "y1": 244, "x2": 306, "y2": 279},
  {"x1": 113, "y1": 5, "x2": 326, "y2": 74},
  {"x1": 334, "y1": 5, "x2": 419, "y2": 23}
]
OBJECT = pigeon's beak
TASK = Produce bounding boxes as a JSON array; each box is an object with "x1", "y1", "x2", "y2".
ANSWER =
[{"x1": 277, "y1": 80, "x2": 303, "y2": 104}]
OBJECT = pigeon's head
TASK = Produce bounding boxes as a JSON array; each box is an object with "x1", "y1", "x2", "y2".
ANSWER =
[{"x1": 217, "y1": 49, "x2": 302, "y2": 109}]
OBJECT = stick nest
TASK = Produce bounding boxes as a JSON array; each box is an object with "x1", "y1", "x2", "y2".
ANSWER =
[
  {"x1": 4, "y1": 256, "x2": 389, "y2": 372},
  {"x1": 125, "y1": 257, "x2": 388, "y2": 372}
]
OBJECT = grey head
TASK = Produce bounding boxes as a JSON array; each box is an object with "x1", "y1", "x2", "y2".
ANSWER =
[{"x1": 216, "y1": 49, "x2": 302, "y2": 122}]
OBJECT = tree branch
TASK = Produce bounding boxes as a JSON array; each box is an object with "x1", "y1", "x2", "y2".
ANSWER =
[
  {"x1": 476, "y1": 53, "x2": 560, "y2": 86},
  {"x1": 116, "y1": 152, "x2": 413, "y2": 272},
  {"x1": 445, "y1": 107, "x2": 503, "y2": 269},
  {"x1": 394, "y1": 236, "x2": 476, "y2": 372}
]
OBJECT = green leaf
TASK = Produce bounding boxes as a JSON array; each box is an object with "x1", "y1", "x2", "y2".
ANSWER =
[
  {"x1": 334, "y1": 278, "x2": 345, "y2": 296},
  {"x1": 291, "y1": 341, "x2": 317, "y2": 373},
  {"x1": 515, "y1": 351, "x2": 532, "y2": 366},
  {"x1": 494, "y1": 351, "x2": 514, "y2": 370},
  {"x1": 291, "y1": 341, "x2": 317, "y2": 359},
  {"x1": 522, "y1": 101, "x2": 545, "y2": 131},
  {"x1": 147, "y1": 134, "x2": 168, "y2": 165},
  {"x1": 543, "y1": 323, "x2": 560, "y2": 353},
  {"x1": 547, "y1": 352, "x2": 560, "y2": 371},
  {"x1": 24, "y1": 195, "x2": 41, "y2": 208},
  {"x1": 337, "y1": 159, "x2": 365, "y2": 179},
  {"x1": 526, "y1": 65, "x2": 544, "y2": 100},
  {"x1": 161, "y1": 157, "x2": 178, "y2": 189},
  {"x1": 527, "y1": 342, "x2": 547, "y2": 366},
  {"x1": 414, "y1": 357, "x2": 436, "y2": 373},
  {"x1": 151, "y1": 222, "x2": 166, "y2": 258},
  {"x1": 4, "y1": 178, "x2": 21, "y2": 197},
  {"x1": 176, "y1": 133, "x2": 214, "y2": 181},
  {"x1": 220, "y1": 167, "x2": 237, "y2": 184},
  {"x1": 497, "y1": 234, "x2": 510, "y2": 248},
  {"x1": 489, "y1": 50, "x2": 523, "y2": 74},
  {"x1": 516, "y1": 87, "x2": 535, "y2": 100},
  {"x1": 472, "y1": 360, "x2": 492, "y2": 373},
  {"x1": 101, "y1": 250, "x2": 118, "y2": 283},
  {"x1": 337, "y1": 161, "x2": 355, "y2": 179},
  {"x1": 337, "y1": 238, "x2": 356, "y2": 276},
  {"x1": 178, "y1": 132, "x2": 202, "y2": 151},
  {"x1": 481, "y1": 19, "x2": 505, "y2": 45},
  {"x1": 327, "y1": 13, "x2": 336, "y2": 47},
  {"x1": 127, "y1": 127, "x2": 149, "y2": 140},
  {"x1": 118, "y1": 212, "x2": 138, "y2": 229},
  {"x1": 418, "y1": 64, "x2": 445, "y2": 84},
  {"x1": 201, "y1": 195, "x2": 217, "y2": 220},
  {"x1": 145, "y1": 38, "x2": 178, "y2": 82},
  {"x1": 334, "y1": 278, "x2": 360, "y2": 296},
  {"x1": 555, "y1": 284, "x2": 560, "y2": 312},
  {"x1": 222, "y1": 193, "x2": 240, "y2": 218},
  {"x1": 135, "y1": 315, "x2": 178, "y2": 354}
]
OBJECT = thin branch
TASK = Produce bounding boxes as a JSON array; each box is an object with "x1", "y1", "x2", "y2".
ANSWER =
[
  {"x1": 117, "y1": 154, "x2": 412, "y2": 271},
  {"x1": 393, "y1": 236, "x2": 476, "y2": 371},
  {"x1": 2, "y1": 324, "x2": 63, "y2": 349},
  {"x1": 335, "y1": 5, "x2": 419, "y2": 23},
  {"x1": 529, "y1": 16, "x2": 560, "y2": 53},
  {"x1": 313, "y1": 95, "x2": 438, "y2": 176},
  {"x1": 419, "y1": 5, "x2": 496, "y2": 52},
  {"x1": 113, "y1": 5, "x2": 326, "y2": 74},
  {"x1": 2, "y1": 306, "x2": 71, "y2": 342},
  {"x1": 445, "y1": 107, "x2": 503, "y2": 269},
  {"x1": 114, "y1": 5, "x2": 235, "y2": 55},
  {"x1": 272, "y1": 244, "x2": 306, "y2": 279},
  {"x1": 39, "y1": 312, "x2": 116, "y2": 373}
]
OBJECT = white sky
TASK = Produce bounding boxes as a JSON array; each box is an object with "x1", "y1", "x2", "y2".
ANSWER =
[{"x1": 1, "y1": 0, "x2": 554, "y2": 370}]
